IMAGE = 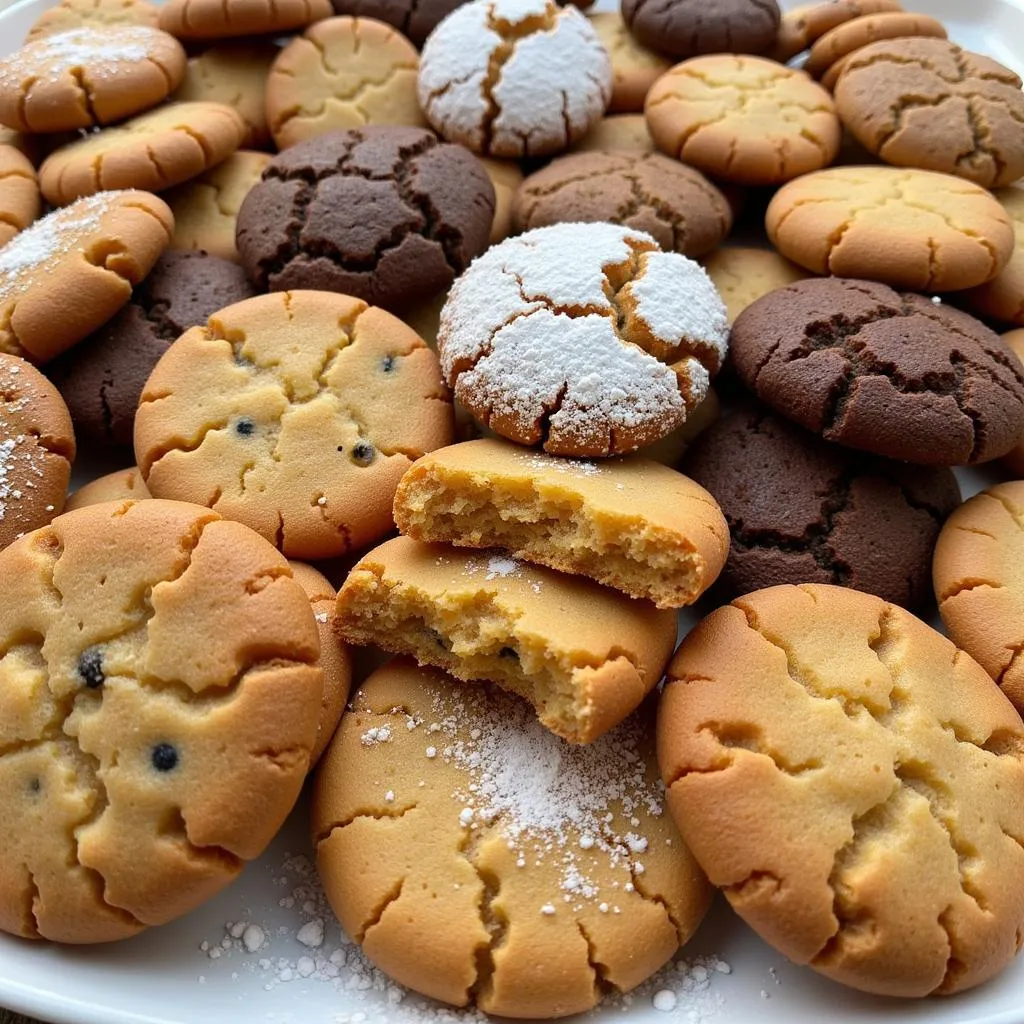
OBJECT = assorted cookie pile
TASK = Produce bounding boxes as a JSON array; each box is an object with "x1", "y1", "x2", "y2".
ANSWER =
[{"x1": 0, "y1": 0, "x2": 1023, "y2": 1017}]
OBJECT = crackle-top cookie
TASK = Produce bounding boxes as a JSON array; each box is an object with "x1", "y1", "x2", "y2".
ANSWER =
[
  {"x1": 25, "y1": 0, "x2": 160, "y2": 41},
  {"x1": 134, "y1": 290, "x2": 454, "y2": 560},
  {"x1": 963, "y1": 184, "x2": 1024, "y2": 327},
  {"x1": 159, "y1": 0, "x2": 333, "y2": 39},
  {"x1": 437, "y1": 222, "x2": 729, "y2": 457},
  {"x1": 588, "y1": 11, "x2": 670, "y2": 113},
  {"x1": 660, "y1": 583, "x2": 1024, "y2": 997},
  {"x1": 0, "y1": 145, "x2": 40, "y2": 248},
  {"x1": 0, "y1": 499, "x2": 324, "y2": 944},
  {"x1": 417, "y1": 0, "x2": 612, "y2": 158},
  {"x1": 312, "y1": 659, "x2": 711, "y2": 1017}
]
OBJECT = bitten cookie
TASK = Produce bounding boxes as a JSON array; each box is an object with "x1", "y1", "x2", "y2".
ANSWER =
[
  {"x1": 328, "y1": 0, "x2": 464, "y2": 46},
  {"x1": 64, "y1": 467, "x2": 150, "y2": 512},
  {"x1": 0, "y1": 145, "x2": 40, "y2": 248},
  {"x1": 768, "y1": 0, "x2": 904, "y2": 63},
  {"x1": 417, "y1": 0, "x2": 612, "y2": 158},
  {"x1": 0, "y1": 27, "x2": 186, "y2": 133},
  {"x1": 570, "y1": 113, "x2": 655, "y2": 153},
  {"x1": 134, "y1": 290, "x2": 454, "y2": 560},
  {"x1": 0, "y1": 190, "x2": 173, "y2": 364},
  {"x1": 312, "y1": 659, "x2": 711, "y2": 1017},
  {"x1": 701, "y1": 246, "x2": 810, "y2": 323},
  {"x1": 0, "y1": 499, "x2": 323, "y2": 943},
  {"x1": 236, "y1": 127, "x2": 494, "y2": 312},
  {"x1": 644, "y1": 56, "x2": 841, "y2": 185},
  {"x1": 766, "y1": 166, "x2": 1014, "y2": 291},
  {"x1": 589, "y1": 11, "x2": 669, "y2": 113},
  {"x1": 336, "y1": 537, "x2": 678, "y2": 743},
  {"x1": 25, "y1": 0, "x2": 160, "y2": 41},
  {"x1": 437, "y1": 222, "x2": 729, "y2": 457},
  {"x1": 158, "y1": 0, "x2": 333, "y2": 39},
  {"x1": 730, "y1": 278, "x2": 1024, "y2": 466},
  {"x1": 682, "y1": 404, "x2": 960, "y2": 609},
  {"x1": 660, "y1": 583, "x2": 1024, "y2": 997},
  {"x1": 622, "y1": 0, "x2": 780, "y2": 60},
  {"x1": 963, "y1": 185, "x2": 1024, "y2": 326},
  {"x1": 512, "y1": 151, "x2": 731, "y2": 258}
]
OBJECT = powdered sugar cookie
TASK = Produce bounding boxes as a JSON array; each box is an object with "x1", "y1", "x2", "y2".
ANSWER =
[
  {"x1": 64, "y1": 467, "x2": 150, "y2": 512},
  {"x1": 0, "y1": 145, "x2": 40, "y2": 248},
  {"x1": 418, "y1": 0, "x2": 612, "y2": 158},
  {"x1": 437, "y1": 222, "x2": 729, "y2": 457},
  {"x1": 25, "y1": 0, "x2": 160, "y2": 41}
]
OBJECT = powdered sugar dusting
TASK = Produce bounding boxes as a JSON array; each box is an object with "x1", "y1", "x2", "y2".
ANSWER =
[{"x1": 0, "y1": 359, "x2": 56, "y2": 526}]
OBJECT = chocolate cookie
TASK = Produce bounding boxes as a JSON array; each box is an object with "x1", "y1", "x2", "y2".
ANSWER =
[
  {"x1": 729, "y1": 278, "x2": 1024, "y2": 466},
  {"x1": 48, "y1": 250, "x2": 255, "y2": 449},
  {"x1": 235, "y1": 127, "x2": 495, "y2": 312},
  {"x1": 622, "y1": 0, "x2": 780, "y2": 60},
  {"x1": 682, "y1": 404, "x2": 960, "y2": 609},
  {"x1": 328, "y1": 0, "x2": 465, "y2": 47}
]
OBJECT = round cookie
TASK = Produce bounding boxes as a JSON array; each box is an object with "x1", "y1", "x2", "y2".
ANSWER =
[
  {"x1": 328, "y1": 0, "x2": 464, "y2": 47},
  {"x1": 0, "y1": 26, "x2": 186, "y2": 134},
  {"x1": 0, "y1": 145, "x2": 40, "y2": 248},
  {"x1": 267, "y1": 17, "x2": 424, "y2": 150},
  {"x1": 644, "y1": 56, "x2": 841, "y2": 186},
  {"x1": 768, "y1": 0, "x2": 904, "y2": 63},
  {"x1": 235, "y1": 127, "x2": 494, "y2": 313},
  {"x1": 39, "y1": 102, "x2": 247, "y2": 207},
  {"x1": 766, "y1": 166, "x2": 1015, "y2": 291},
  {"x1": 158, "y1": 0, "x2": 333, "y2": 40},
  {"x1": 25, "y1": 0, "x2": 160, "y2": 41},
  {"x1": 963, "y1": 184, "x2": 1024, "y2": 326},
  {"x1": 312, "y1": 659, "x2": 711, "y2": 1017},
  {"x1": 588, "y1": 11, "x2": 670, "y2": 113},
  {"x1": 479, "y1": 157, "x2": 522, "y2": 244},
  {"x1": 48, "y1": 250, "x2": 256, "y2": 449},
  {"x1": 165, "y1": 150, "x2": 271, "y2": 263},
  {"x1": 64, "y1": 467, "x2": 150, "y2": 512},
  {"x1": 730, "y1": 277, "x2": 1024, "y2": 466},
  {"x1": 659, "y1": 583, "x2": 1024, "y2": 997},
  {"x1": 172, "y1": 44, "x2": 278, "y2": 150},
  {"x1": 701, "y1": 246, "x2": 810, "y2": 323},
  {"x1": 621, "y1": 0, "x2": 780, "y2": 60},
  {"x1": 570, "y1": 112, "x2": 655, "y2": 153},
  {"x1": 417, "y1": 0, "x2": 612, "y2": 158},
  {"x1": 0, "y1": 499, "x2": 324, "y2": 943},
  {"x1": 0, "y1": 190, "x2": 173, "y2": 364},
  {"x1": 134, "y1": 290, "x2": 455, "y2": 560},
  {"x1": 512, "y1": 151, "x2": 731, "y2": 258},
  {"x1": 1001, "y1": 330, "x2": 1024, "y2": 475},
  {"x1": 682, "y1": 404, "x2": 960, "y2": 609}
]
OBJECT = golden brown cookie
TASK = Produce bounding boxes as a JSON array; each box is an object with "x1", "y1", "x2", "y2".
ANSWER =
[
  {"x1": 0, "y1": 26, "x2": 186, "y2": 133},
  {"x1": 768, "y1": 0, "x2": 904, "y2": 63},
  {"x1": 478, "y1": 157, "x2": 522, "y2": 244},
  {"x1": 589, "y1": 11, "x2": 670, "y2": 113},
  {"x1": 0, "y1": 145, "x2": 40, "y2": 248},
  {"x1": 660, "y1": 583, "x2": 1024, "y2": 997},
  {"x1": 645, "y1": 56, "x2": 841, "y2": 185},
  {"x1": 134, "y1": 290, "x2": 454, "y2": 560},
  {"x1": 39, "y1": 102, "x2": 247, "y2": 207},
  {"x1": 1001, "y1": 330, "x2": 1024, "y2": 475},
  {"x1": 0, "y1": 498, "x2": 324, "y2": 944},
  {"x1": 336, "y1": 536, "x2": 678, "y2": 744},
  {"x1": 159, "y1": 0, "x2": 333, "y2": 40},
  {"x1": 570, "y1": 113, "x2": 656, "y2": 154},
  {"x1": 702, "y1": 246, "x2": 811, "y2": 323},
  {"x1": 963, "y1": 185, "x2": 1024, "y2": 326},
  {"x1": 766, "y1": 166, "x2": 1014, "y2": 291},
  {"x1": 312, "y1": 659, "x2": 712, "y2": 1017},
  {"x1": 64, "y1": 467, "x2": 150, "y2": 512},
  {"x1": 25, "y1": 0, "x2": 161, "y2": 41},
  {"x1": 0, "y1": 190, "x2": 173, "y2": 364}
]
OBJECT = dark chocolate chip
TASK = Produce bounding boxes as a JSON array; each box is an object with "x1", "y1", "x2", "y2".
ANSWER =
[
  {"x1": 151, "y1": 743, "x2": 179, "y2": 773},
  {"x1": 381, "y1": 355, "x2": 395, "y2": 373},
  {"x1": 235, "y1": 418, "x2": 255, "y2": 436},
  {"x1": 77, "y1": 648, "x2": 104, "y2": 689},
  {"x1": 352, "y1": 442, "x2": 376, "y2": 466}
]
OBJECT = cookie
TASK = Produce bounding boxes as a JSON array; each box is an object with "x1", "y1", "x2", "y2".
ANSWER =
[
  {"x1": 570, "y1": 113, "x2": 655, "y2": 154},
  {"x1": 682, "y1": 404, "x2": 960, "y2": 609},
  {"x1": 158, "y1": 0, "x2": 333, "y2": 39},
  {"x1": 766, "y1": 166, "x2": 1014, "y2": 291},
  {"x1": 962, "y1": 185, "x2": 1024, "y2": 326},
  {"x1": 0, "y1": 498, "x2": 324, "y2": 943},
  {"x1": 644, "y1": 56, "x2": 841, "y2": 186},
  {"x1": 25, "y1": 0, "x2": 160, "y2": 41},
  {"x1": 730, "y1": 278, "x2": 1024, "y2": 466},
  {"x1": 437, "y1": 222, "x2": 729, "y2": 457},
  {"x1": 134, "y1": 290, "x2": 455, "y2": 560},
  {"x1": 0, "y1": 27, "x2": 186, "y2": 133},
  {"x1": 701, "y1": 246, "x2": 810, "y2": 323},
  {"x1": 266, "y1": 17, "x2": 424, "y2": 150},
  {"x1": 589, "y1": 11, "x2": 670, "y2": 113},
  {"x1": 172, "y1": 44, "x2": 278, "y2": 150},
  {"x1": 64, "y1": 466, "x2": 150, "y2": 512},
  {"x1": 327, "y1": 0, "x2": 463, "y2": 46},
  {"x1": 0, "y1": 145, "x2": 40, "y2": 248},
  {"x1": 479, "y1": 157, "x2": 522, "y2": 244},
  {"x1": 312, "y1": 659, "x2": 711, "y2": 1016},
  {"x1": 48, "y1": 250, "x2": 256, "y2": 449},
  {"x1": 768, "y1": 0, "x2": 903, "y2": 63},
  {"x1": 336, "y1": 536, "x2": 678, "y2": 743},
  {"x1": 512, "y1": 151, "x2": 731, "y2": 258},
  {"x1": 39, "y1": 102, "x2": 247, "y2": 207},
  {"x1": 165, "y1": 150, "x2": 271, "y2": 263},
  {"x1": 1001, "y1": 330, "x2": 1024, "y2": 475},
  {"x1": 0, "y1": 190, "x2": 173, "y2": 364},
  {"x1": 643, "y1": 386, "x2": 720, "y2": 466},
  {"x1": 622, "y1": 0, "x2": 780, "y2": 60},
  {"x1": 659, "y1": 583, "x2": 1024, "y2": 997},
  {"x1": 417, "y1": 0, "x2": 612, "y2": 158},
  {"x1": 235, "y1": 127, "x2": 494, "y2": 313}
]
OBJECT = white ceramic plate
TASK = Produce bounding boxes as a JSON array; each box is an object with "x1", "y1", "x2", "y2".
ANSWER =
[{"x1": 1, "y1": 0, "x2": 1023, "y2": 1021}]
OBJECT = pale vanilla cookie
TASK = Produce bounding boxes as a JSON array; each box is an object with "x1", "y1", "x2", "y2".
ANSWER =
[
  {"x1": 25, "y1": 0, "x2": 160, "y2": 41},
  {"x1": 1002, "y1": 330, "x2": 1024, "y2": 476},
  {"x1": 0, "y1": 190, "x2": 173, "y2": 364},
  {"x1": 64, "y1": 467, "x2": 150, "y2": 512},
  {"x1": 159, "y1": 0, "x2": 333, "y2": 39},
  {"x1": 0, "y1": 145, "x2": 40, "y2": 248},
  {"x1": 418, "y1": 0, "x2": 612, "y2": 158},
  {"x1": 312, "y1": 659, "x2": 712, "y2": 1017},
  {"x1": 134, "y1": 290, "x2": 454, "y2": 560},
  {"x1": 766, "y1": 166, "x2": 1015, "y2": 291},
  {"x1": 0, "y1": 499, "x2": 324, "y2": 944},
  {"x1": 437, "y1": 222, "x2": 729, "y2": 458},
  {"x1": 39, "y1": 102, "x2": 247, "y2": 207},
  {"x1": 479, "y1": 157, "x2": 522, "y2": 244},
  {"x1": 267, "y1": 17, "x2": 424, "y2": 150},
  {"x1": 589, "y1": 11, "x2": 670, "y2": 113},
  {"x1": 645, "y1": 56, "x2": 841, "y2": 186},
  {"x1": 768, "y1": 0, "x2": 904, "y2": 63},
  {"x1": 660, "y1": 583, "x2": 1024, "y2": 997},
  {"x1": 702, "y1": 246, "x2": 811, "y2": 323},
  {"x1": 570, "y1": 113, "x2": 655, "y2": 154},
  {"x1": 165, "y1": 150, "x2": 270, "y2": 263},
  {"x1": 0, "y1": 27, "x2": 186, "y2": 133},
  {"x1": 336, "y1": 537, "x2": 678, "y2": 743},
  {"x1": 963, "y1": 185, "x2": 1024, "y2": 326},
  {"x1": 393, "y1": 439, "x2": 728, "y2": 609}
]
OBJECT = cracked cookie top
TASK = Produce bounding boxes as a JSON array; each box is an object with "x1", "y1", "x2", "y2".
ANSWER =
[
  {"x1": 0, "y1": 498, "x2": 324, "y2": 943},
  {"x1": 0, "y1": 144, "x2": 40, "y2": 249},
  {"x1": 312, "y1": 658, "x2": 711, "y2": 1017},
  {"x1": 417, "y1": 0, "x2": 612, "y2": 158},
  {"x1": 659, "y1": 582, "x2": 1024, "y2": 997},
  {"x1": 158, "y1": 0, "x2": 333, "y2": 40},
  {"x1": 437, "y1": 222, "x2": 728, "y2": 457}
]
